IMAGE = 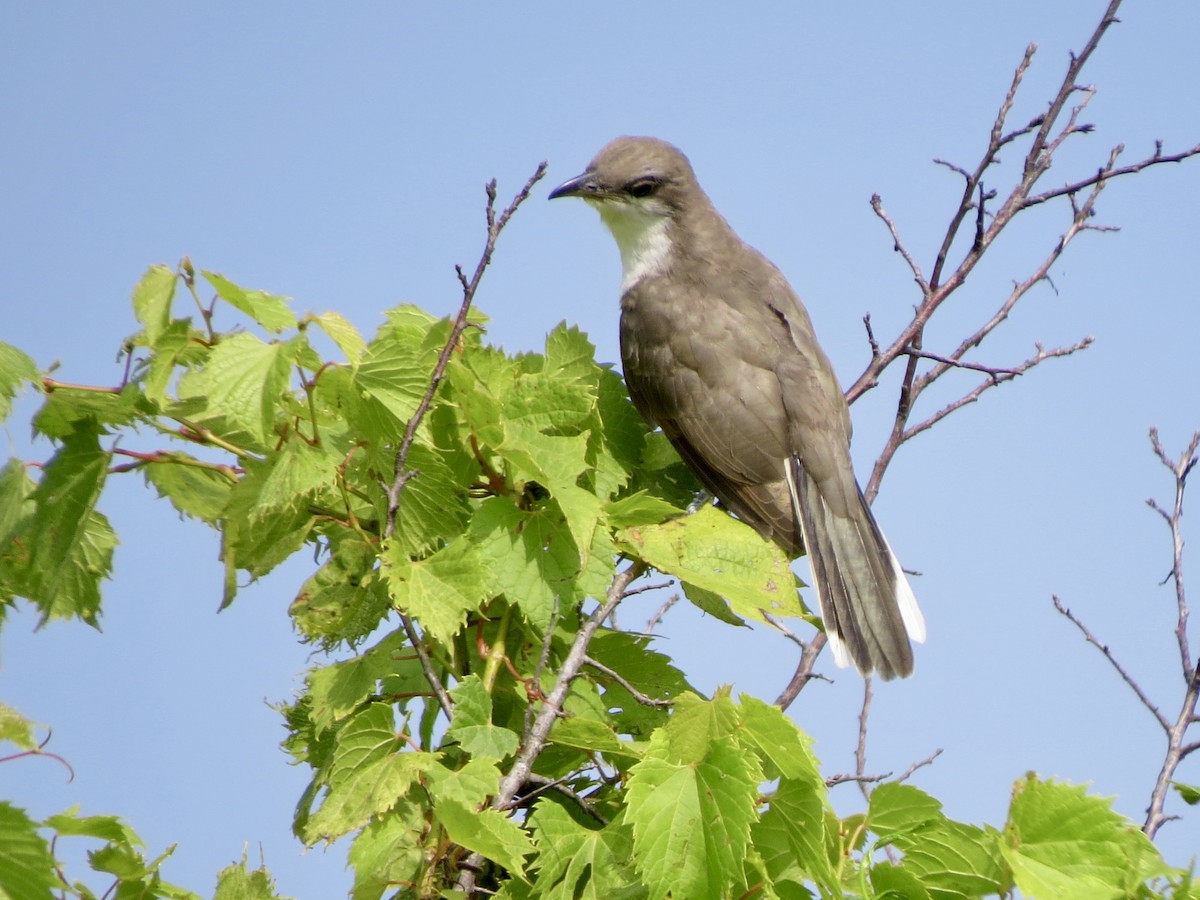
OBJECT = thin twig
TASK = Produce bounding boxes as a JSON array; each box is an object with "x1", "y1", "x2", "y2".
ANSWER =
[
  {"x1": 456, "y1": 560, "x2": 648, "y2": 894},
  {"x1": 503, "y1": 773, "x2": 609, "y2": 826},
  {"x1": 385, "y1": 162, "x2": 548, "y2": 535},
  {"x1": 1142, "y1": 428, "x2": 1200, "y2": 838},
  {"x1": 895, "y1": 748, "x2": 944, "y2": 784},
  {"x1": 645, "y1": 593, "x2": 680, "y2": 633},
  {"x1": 583, "y1": 656, "x2": 674, "y2": 708},
  {"x1": 380, "y1": 163, "x2": 548, "y2": 726},
  {"x1": 855, "y1": 676, "x2": 874, "y2": 801},
  {"x1": 899, "y1": 338, "x2": 1093, "y2": 446},
  {"x1": 870, "y1": 195, "x2": 930, "y2": 296},
  {"x1": 1023, "y1": 142, "x2": 1200, "y2": 208},
  {"x1": 774, "y1": 632, "x2": 830, "y2": 710},
  {"x1": 1052, "y1": 594, "x2": 1169, "y2": 731},
  {"x1": 526, "y1": 597, "x2": 560, "y2": 735}
]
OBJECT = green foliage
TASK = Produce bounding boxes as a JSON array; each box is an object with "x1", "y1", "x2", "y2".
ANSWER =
[
  {"x1": 0, "y1": 801, "x2": 203, "y2": 900},
  {"x1": 0, "y1": 262, "x2": 1192, "y2": 898}
]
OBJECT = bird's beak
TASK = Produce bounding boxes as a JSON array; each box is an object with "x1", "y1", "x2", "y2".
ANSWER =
[{"x1": 548, "y1": 171, "x2": 600, "y2": 200}]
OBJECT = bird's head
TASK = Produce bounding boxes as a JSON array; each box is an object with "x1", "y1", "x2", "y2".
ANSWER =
[{"x1": 550, "y1": 136, "x2": 702, "y2": 291}]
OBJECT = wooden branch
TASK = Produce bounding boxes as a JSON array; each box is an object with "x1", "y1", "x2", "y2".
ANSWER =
[
  {"x1": 584, "y1": 655, "x2": 674, "y2": 708},
  {"x1": 1051, "y1": 429, "x2": 1200, "y2": 840},
  {"x1": 455, "y1": 559, "x2": 648, "y2": 894},
  {"x1": 1052, "y1": 594, "x2": 1170, "y2": 732},
  {"x1": 382, "y1": 162, "x2": 548, "y2": 725}
]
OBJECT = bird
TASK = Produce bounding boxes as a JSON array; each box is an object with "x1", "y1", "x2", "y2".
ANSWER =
[{"x1": 548, "y1": 136, "x2": 925, "y2": 679}]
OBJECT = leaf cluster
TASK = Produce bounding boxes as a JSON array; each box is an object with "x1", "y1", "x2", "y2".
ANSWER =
[{"x1": 0, "y1": 265, "x2": 1192, "y2": 898}]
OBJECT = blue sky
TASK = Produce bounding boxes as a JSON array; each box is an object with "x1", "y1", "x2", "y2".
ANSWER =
[{"x1": 3, "y1": 2, "x2": 1199, "y2": 895}]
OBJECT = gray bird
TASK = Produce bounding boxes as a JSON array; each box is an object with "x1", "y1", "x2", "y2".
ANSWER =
[{"x1": 549, "y1": 136, "x2": 925, "y2": 679}]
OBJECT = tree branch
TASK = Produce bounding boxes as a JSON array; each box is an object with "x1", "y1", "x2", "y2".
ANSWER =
[
  {"x1": 584, "y1": 655, "x2": 674, "y2": 708},
  {"x1": 382, "y1": 162, "x2": 548, "y2": 725},
  {"x1": 1142, "y1": 428, "x2": 1200, "y2": 839},
  {"x1": 1052, "y1": 428, "x2": 1200, "y2": 840},
  {"x1": 455, "y1": 559, "x2": 648, "y2": 894},
  {"x1": 1052, "y1": 594, "x2": 1170, "y2": 732}
]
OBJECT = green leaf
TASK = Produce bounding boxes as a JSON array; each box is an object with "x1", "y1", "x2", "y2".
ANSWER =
[
  {"x1": 383, "y1": 538, "x2": 489, "y2": 643},
  {"x1": 304, "y1": 704, "x2": 435, "y2": 842},
  {"x1": 543, "y1": 322, "x2": 599, "y2": 381},
  {"x1": 626, "y1": 702, "x2": 760, "y2": 900},
  {"x1": 617, "y1": 505, "x2": 805, "y2": 625},
  {"x1": 0, "y1": 458, "x2": 36, "y2": 603},
  {"x1": 548, "y1": 716, "x2": 643, "y2": 760},
  {"x1": 140, "y1": 317, "x2": 209, "y2": 404},
  {"x1": 753, "y1": 777, "x2": 839, "y2": 897},
  {"x1": 34, "y1": 383, "x2": 146, "y2": 439},
  {"x1": 603, "y1": 491, "x2": 686, "y2": 529},
  {"x1": 587, "y1": 630, "x2": 694, "y2": 738},
  {"x1": 0, "y1": 703, "x2": 37, "y2": 750},
  {"x1": 306, "y1": 630, "x2": 411, "y2": 732},
  {"x1": 354, "y1": 305, "x2": 442, "y2": 428},
  {"x1": 1001, "y1": 775, "x2": 1170, "y2": 900},
  {"x1": 0, "y1": 801, "x2": 58, "y2": 900},
  {"x1": 312, "y1": 311, "x2": 366, "y2": 370},
  {"x1": 1171, "y1": 781, "x2": 1200, "y2": 805},
  {"x1": 869, "y1": 784, "x2": 1007, "y2": 897},
  {"x1": 470, "y1": 497, "x2": 579, "y2": 628},
  {"x1": 388, "y1": 442, "x2": 472, "y2": 558},
  {"x1": 43, "y1": 807, "x2": 141, "y2": 845},
  {"x1": 870, "y1": 862, "x2": 933, "y2": 900},
  {"x1": 143, "y1": 459, "x2": 236, "y2": 523},
  {"x1": 868, "y1": 783, "x2": 944, "y2": 839},
  {"x1": 131, "y1": 264, "x2": 178, "y2": 345},
  {"x1": 203, "y1": 270, "x2": 297, "y2": 333},
  {"x1": 736, "y1": 695, "x2": 823, "y2": 784},
  {"x1": 249, "y1": 438, "x2": 341, "y2": 517},
  {"x1": 665, "y1": 691, "x2": 739, "y2": 763},
  {"x1": 440, "y1": 801, "x2": 535, "y2": 880},
  {"x1": 427, "y1": 760, "x2": 534, "y2": 877},
  {"x1": 290, "y1": 539, "x2": 391, "y2": 647},
  {"x1": 426, "y1": 757, "x2": 502, "y2": 808},
  {"x1": 682, "y1": 581, "x2": 748, "y2": 627},
  {"x1": 347, "y1": 806, "x2": 428, "y2": 900},
  {"x1": 175, "y1": 331, "x2": 297, "y2": 449},
  {"x1": 213, "y1": 860, "x2": 293, "y2": 900},
  {"x1": 586, "y1": 368, "x2": 645, "y2": 498},
  {"x1": 0, "y1": 339, "x2": 39, "y2": 421},
  {"x1": 529, "y1": 802, "x2": 643, "y2": 900},
  {"x1": 18, "y1": 424, "x2": 114, "y2": 624},
  {"x1": 445, "y1": 674, "x2": 520, "y2": 760}
]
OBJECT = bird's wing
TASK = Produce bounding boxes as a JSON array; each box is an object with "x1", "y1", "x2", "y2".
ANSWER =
[{"x1": 620, "y1": 275, "x2": 803, "y2": 552}]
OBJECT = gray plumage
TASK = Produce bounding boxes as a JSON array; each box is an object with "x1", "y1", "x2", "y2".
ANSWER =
[{"x1": 549, "y1": 136, "x2": 925, "y2": 679}]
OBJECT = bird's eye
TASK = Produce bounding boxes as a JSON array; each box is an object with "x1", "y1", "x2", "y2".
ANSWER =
[{"x1": 627, "y1": 177, "x2": 660, "y2": 199}]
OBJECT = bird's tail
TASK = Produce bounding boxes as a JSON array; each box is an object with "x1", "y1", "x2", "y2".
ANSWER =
[{"x1": 785, "y1": 455, "x2": 926, "y2": 679}]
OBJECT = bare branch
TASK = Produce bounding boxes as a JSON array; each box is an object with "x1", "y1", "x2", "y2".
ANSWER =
[
  {"x1": 902, "y1": 338, "x2": 1093, "y2": 444},
  {"x1": 456, "y1": 560, "x2": 648, "y2": 894},
  {"x1": 1024, "y1": 141, "x2": 1200, "y2": 209},
  {"x1": 1141, "y1": 428, "x2": 1200, "y2": 838},
  {"x1": 1054, "y1": 427, "x2": 1200, "y2": 842},
  {"x1": 386, "y1": 162, "x2": 548, "y2": 535},
  {"x1": 903, "y1": 348, "x2": 1023, "y2": 379},
  {"x1": 645, "y1": 593, "x2": 680, "y2": 633},
  {"x1": 584, "y1": 656, "x2": 674, "y2": 708},
  {"x1": 1023, "y1": 0, "x2": 1122, "y2": 177},
  {"x1": 774, "y1": 632, "x2": 830, "y2": 710},
  {"x1": 870, "y1": 194, "x2": 930, "y2": 296},
  {"x1": 1052, "y1": 594, "x2": 1169, "y2": 731},
  {"x1": 380, "y1": 163, "x2": 548, "y2": 726},
  {"x1": 895, "y1": 748, "x2": 945, "y2": 784},
  {"x1": 504, "y1": 773, "x2": 609, "y2": 827},
  {"x1": 855, "y1": 676, "x2": 875, "y2": 801}
]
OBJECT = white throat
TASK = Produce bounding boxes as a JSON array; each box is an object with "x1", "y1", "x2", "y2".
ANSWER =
[{"x1": 590, "y1": 199, "x2": 673, "y2": 294}]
